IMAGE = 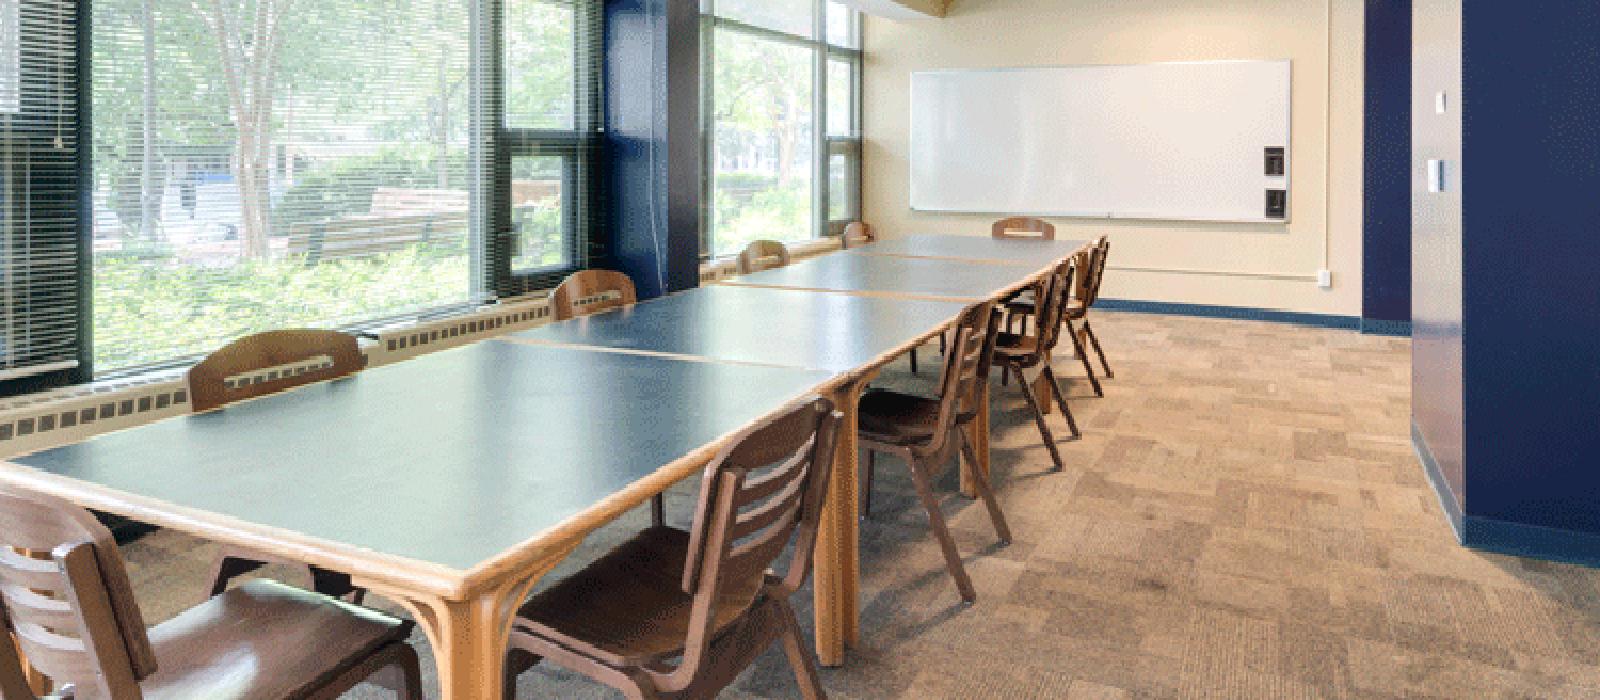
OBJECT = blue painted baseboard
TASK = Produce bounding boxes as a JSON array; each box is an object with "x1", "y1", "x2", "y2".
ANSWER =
[
  {"x1": 1360, "y1": 318, "x2": 1413, "y2": 336},
  {"x1": 1096, "y1": 298, "x2": 1412, "y2": 337},
  {"x1": 1413, "y1": 421, "x2": 1600, "y2": 569}
]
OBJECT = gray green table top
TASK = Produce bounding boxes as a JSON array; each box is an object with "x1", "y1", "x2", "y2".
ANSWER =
[
  {"x1": 9, "y1": 342, "x2": 834, "y2": 572},
  {"x1": 726, "y1": 249, "x2": 1054, "y2": 301},
  {"x1": 506, "y1": 285, "x2": 969, "y2": 374},
  {"x1": 852, "y1": 234, "x2": 1090, "y2": 264}
]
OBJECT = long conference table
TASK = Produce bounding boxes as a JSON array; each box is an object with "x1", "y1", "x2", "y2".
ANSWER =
[{"x1": 1, "y1": 234, "x2": 1088, "y2": 700}]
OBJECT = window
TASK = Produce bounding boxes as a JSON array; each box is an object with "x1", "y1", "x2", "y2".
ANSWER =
[
  {"x1": 82, "y1": 0, "x2": 601, "y2": 374},
  {"x1": 1, "y1": 0, "x2": 84, "y2": 385},
  {"x1": 496, "y1": 0, "x2": 602, "y2": 295},
  {"x1": 701, "y1": 0, "x2": 862, "y2": 257}
]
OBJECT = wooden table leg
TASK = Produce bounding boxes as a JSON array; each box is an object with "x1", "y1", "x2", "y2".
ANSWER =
[
  {"x1": 815, "y1": 377, "x2": 866, "y2": 666},
  {"x1": 960, "y1": 379, "x2": 992, "y2": 498},
  {"x1": 360, "y1": 547, "x2": 573, "y2": 700}
]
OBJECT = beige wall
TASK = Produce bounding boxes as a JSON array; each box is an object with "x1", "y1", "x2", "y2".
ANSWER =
[{"x1": 861, "y1": 0, "x2": 1365, "y2": 315}]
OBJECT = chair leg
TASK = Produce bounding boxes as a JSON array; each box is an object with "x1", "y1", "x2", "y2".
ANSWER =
[
  {"x1": 1084, "y1": 319, "x2": 1113, "y2": 379},
  {"x1": 860, "y1": 449, "x2": 877, "y2": 520},
  {"x1": 1042, "y1": 365, "x2": 1082, "y2": 441},
  {"x1": 906, "y1": 456, "x2": 978, "y2": 603},
  {"x1": 504, "y1": 649, "x2": 540, "y2": 700},
  {"x1": 378, "y1": 643, "x2": 423, "y2": 700},
  {"x1": 650, "y1": 494, "x2": 666, "y2": 527},
  {"x1": 207, "y1": 553, "x2": 265, "y2": 598},
  {"x1": 622, "y1": 673, "x2": 662, "y2": 700},
  {"x1": 1064, "y1": 318, "x2": 1103, "y2": 397},
  {"x1": 938, "y1": 331, "x2": 947, "y2": 355},
  {"x1": 777, "y1": 599, "x2": 829, "y2": 700},
  {"x1": 958, "y1": 433, "x2": 1011, "y2": 544},
  {"x1": 1011, "y1": 363, "x2": 1065, "y2": 472}
]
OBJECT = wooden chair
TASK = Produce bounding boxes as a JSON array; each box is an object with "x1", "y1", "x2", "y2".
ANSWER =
[
  {"x1": 550, "y1": 269, "x2": 639, "y2": 322},
  {"x1": 503, "y1": 397, "x2": 843, "y2": 700},
  {"x1": 993, "y1": 257, "x2": 1083, "y2": 472},
  {"x1": 188, "y1": 329, "x2": 365, "y2": 414},
  {"x1": 991, "y1": 216, "x2": 1056, "y2": 240},
  {"x1": 1064, "y1": 236, "x2": 1114, "y2": 393},
  {"x1": 189, "y1": 330, "x2": 371, "y2": 605},
  {"x1": 858, "y1": 302, "x2": 1011, "y2": 603},
  {"x1": 0, "y1": 486, "x2": 420, "y2": 700},
  {"x1": 735, "y1": 240, "x2": 792, "y2": 275},
  {"x1": 840, "y1": 222, "x2": 875, "y2": 249}
]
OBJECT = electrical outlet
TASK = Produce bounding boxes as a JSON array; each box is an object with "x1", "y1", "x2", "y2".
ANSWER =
[{"x1": 1317, "y1": 269, "x2": 1333, "y2": 289}]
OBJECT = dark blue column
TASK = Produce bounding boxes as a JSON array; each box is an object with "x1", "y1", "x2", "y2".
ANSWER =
[
  {"x1": 1413, "y1": 0, "x2": 1600, "y2": 565},
  {"x1": 603, "y1": 0, "x2": 701, "y2": 300},
  {"x1": 1362, "y1": 0, "x2": 1412, "y2": 332}
]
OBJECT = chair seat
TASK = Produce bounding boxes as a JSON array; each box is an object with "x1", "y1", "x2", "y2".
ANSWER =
[
  {"x1": 141, "y1": 579, "x2": 412, "y2": 700},
  {"x1": 858, "y1": 389, "x2": 943, "y2": 447},
  {"x1": 994, "y1": 332, "x2": 1040, "y2": 357},
  {"x1": 513, "y1": 525, "x2": 763, "y2": 666},
  {"x1": 1065, "y1": 299, "x2": 1087, "y2": 319}
]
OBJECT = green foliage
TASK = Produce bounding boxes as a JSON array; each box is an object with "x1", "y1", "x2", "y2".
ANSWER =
[
  {"x1": 712, "y1": 181, "x2": 810, "y2": 256},
  {"x1": 275, "y1": 151, "x2": 468, "y2": 234},
  {"x1": 93, "y1": 248, "x2": 469, "y2": 370}
]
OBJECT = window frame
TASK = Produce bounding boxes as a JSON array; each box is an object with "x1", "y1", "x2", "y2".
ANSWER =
[
  {"x1": 491, "y1": 0, "x2": 604, "y2": 297},
  {"x1": 698, "y1": 0, "x2": 862, "y2": 258}
]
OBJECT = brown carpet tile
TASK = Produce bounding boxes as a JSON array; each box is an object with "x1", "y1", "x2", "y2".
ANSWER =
[{"x1": 112, "y1": 311, "x2": 1600, "y2": 699}]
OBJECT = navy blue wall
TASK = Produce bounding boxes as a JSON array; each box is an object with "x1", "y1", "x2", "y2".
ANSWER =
[
  {"x1": 1460, "y1": 2, "x2": 1600, "y2": 542},
  {"x1": 1363, "y1": 0, "x2": 1412, "y2": 326},
  {"x1": 1413, "y1": 0, "x2": 1600, "y2": 564},
  {"x1": 604, "y1": 0, "x2": 701, "y2": 300}
]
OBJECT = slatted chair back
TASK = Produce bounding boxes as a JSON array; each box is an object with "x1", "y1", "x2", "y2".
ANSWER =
[
  {"x1": 840, "y1": 222, "x2": 875, "y2": 249},
  {"x1": 990, "y1": 217, "x2": 1056, "y2": 240},
  {"x1": 676, "y1": 398, "x2": 842, "y2": 677},
  {"x1": 1082, "y1": 236, "x2": 1111, "y2": 307},
  {"x1": 925, "y1": 302, "x2": 996, "y2": 457},
  {"x1": 735, "y1": 240, "x2": 792, "y2": 275},
  {"x1": 550, "y1": 269, "x2": 639, "y2": 322},
  {"x1": 187, "y1": 330, "x2": 364, "y2": 413},
  {"x1": 1034, "y1": 257, "x2": 1079, "y2": 356},
  {"x1": 0, "y1": 487, "x2": 157, "y2": 699}
]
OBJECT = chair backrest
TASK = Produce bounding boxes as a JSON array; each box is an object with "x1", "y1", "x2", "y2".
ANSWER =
[
  {"x1": 927, "y1": 302, "x2": 996, "y2": 456},
  {"x1": 550, "y1": 269, "x2": 639, "y2": 322},
  {"x1": 1082, "y1": 236, "x2": 1111, "y2": 306},
  {"x1": 0, "y1": 487, "x2": 158, "y2": 700},
  {"x1": 735, "y1": 240, "x2": 792, "y2": 275},
  {"x1": 1033, "y1": 257, "x2": 1079, "y2": 356},
  {"x1": 991, "y1": 217, "x2": 1056, "y2": 240},
  {"x1": 188, "y1": 330, "x2": 364, "y2": 413},
  {"x1": 677, "y1": 397, "x2": 842, "y2": 675},
  {"x1": 840, "y1": 222, "x2": 875, "y2": 249}
]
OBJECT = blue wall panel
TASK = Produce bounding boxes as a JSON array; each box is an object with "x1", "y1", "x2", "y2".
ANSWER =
[
  {"x1": 1460, "y1": 1, "x2": 1600, "y2": 535},
  {"x1": 1363, "y1": 0, "x2": 1412, "y2": 325}
]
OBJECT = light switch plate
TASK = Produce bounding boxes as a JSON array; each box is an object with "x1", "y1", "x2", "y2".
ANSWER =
[
  {"x1": 1436, "y1": 91, "x2": 1448, "y2": 114},
  {"x1": 1428, "y1": 159, "x2": 1447, "y2": 193}
]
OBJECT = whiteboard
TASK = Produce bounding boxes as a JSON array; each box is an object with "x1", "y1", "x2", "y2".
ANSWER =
[{"x1": 910, "y1": 60, "x2": 1292, "y2": 223}]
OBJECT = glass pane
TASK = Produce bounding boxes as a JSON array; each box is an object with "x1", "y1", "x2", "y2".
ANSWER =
[
  {"x1": 828, "y1": 58, "x2": 853, "y2": 138},
  {"x1": 511, "y1": 156, "x2": 567, "y2": 271},
  {"x1": 507, "y1": 0, "x2": 577, "y2": 129},
  {"x1": 714, "y1": 0, "x2": 813, "y2": 38},
  {"x1": 91, "y1": 0, "x2": 474, "y2": 371},
  {"x1": 828, "y1": 152, "x2": 849, "y2": 221},
  {"x1": 711, "y1": 29, "x2": 816, "y2": 255},
  {"x1": 826, "y1": 2, "x2": 857, "y2": 48}
]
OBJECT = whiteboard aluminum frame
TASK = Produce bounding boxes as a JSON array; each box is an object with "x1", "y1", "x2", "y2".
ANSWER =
[{"x1": 908, "y1": 59, "x2": 1293, "y2": 225}]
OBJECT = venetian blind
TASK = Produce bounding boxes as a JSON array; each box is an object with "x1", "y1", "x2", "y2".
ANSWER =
[{"x1": 0, "y1": 0, "x2": 82, "y2": 381}]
